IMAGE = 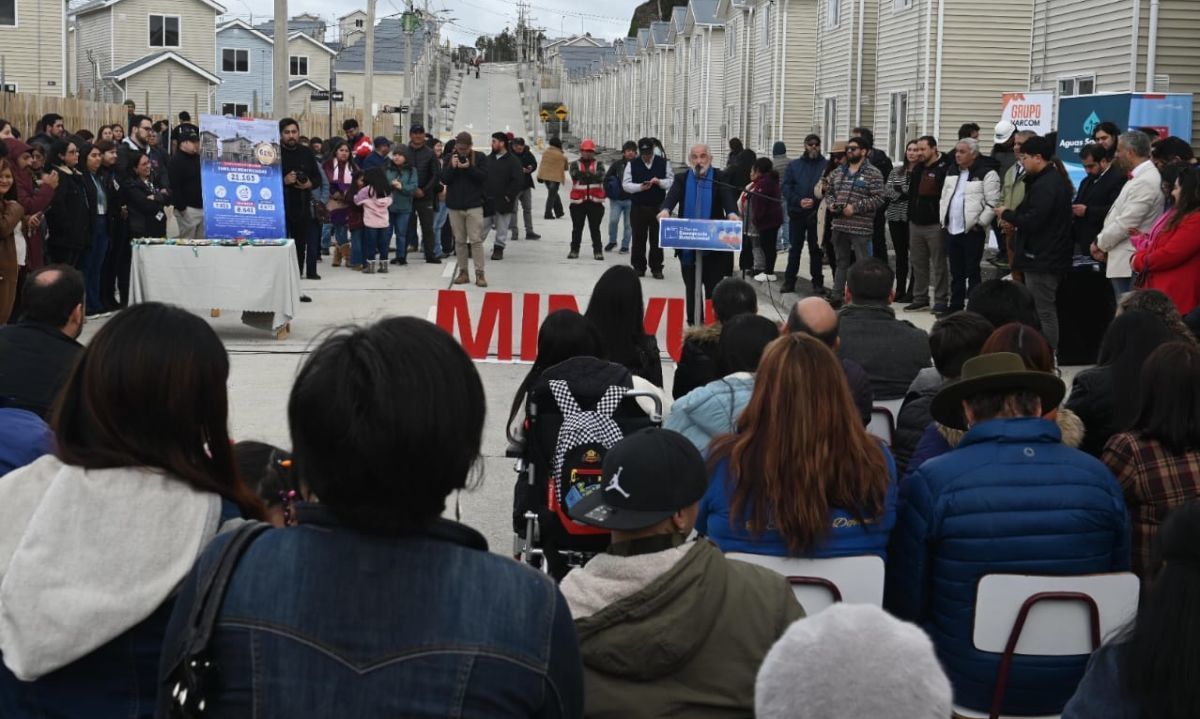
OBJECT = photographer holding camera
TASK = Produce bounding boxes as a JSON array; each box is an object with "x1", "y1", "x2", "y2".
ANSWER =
[
  {"x1": 441, "y1": 131, "x2": 490, "y2": 287},
  {"x1": 281, "y1": 118, "x2": 323, "y2": 284}
]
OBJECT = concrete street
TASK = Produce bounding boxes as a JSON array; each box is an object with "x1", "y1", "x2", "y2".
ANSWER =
[{"x1": 84, "y1": 62, "x2": 941, "y2": 555}]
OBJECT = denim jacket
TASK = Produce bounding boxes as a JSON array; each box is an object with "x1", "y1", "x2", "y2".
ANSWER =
[{"x1": 157, "y1": 504, "x2": 584, "y2": 718}]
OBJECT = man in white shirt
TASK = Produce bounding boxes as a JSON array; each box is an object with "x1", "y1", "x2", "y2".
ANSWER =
[
  {"x1": 1091, "y1": 131, "x2": 1164, "y2": 298},
  {"x1": 622, "y1": 138, "x2": 674, "y2": 278},
  {"x1": 939, "y1": 139, "x2": 1001, "y2": 313}
]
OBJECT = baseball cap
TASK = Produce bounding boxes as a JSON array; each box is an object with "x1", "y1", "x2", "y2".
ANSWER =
[
  {"x1": 637, "y1": 137, "x2": 655, "y2": 153},
  {"x1": 374, "y1": 135, "x2": 392, "y2": 148},
  {"x1": 409, "y1": 123, "x2": 425, "y2": 134},
  {"x1": 994, "y1": 119, "x2": 1017, "y2": 144},
  {"x1": 568, "y1": 428, "x2": 708, "y2": 531},
  {"x1": 580, "y1": 138, "x2": 596, "y2": 151}
]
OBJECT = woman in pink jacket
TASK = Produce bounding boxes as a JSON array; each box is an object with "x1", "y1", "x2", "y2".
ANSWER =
[
  {"x1": 1132, "y1": 170, "x2": 1200, "y2": 315},
  {"x1": 354, "y1": 167, "x2": 393, "y2": 275}
]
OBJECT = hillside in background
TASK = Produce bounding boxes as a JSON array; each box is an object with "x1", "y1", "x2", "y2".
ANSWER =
[{"x1": 628, "y1": 0, "x2": 690, "y2": 38}]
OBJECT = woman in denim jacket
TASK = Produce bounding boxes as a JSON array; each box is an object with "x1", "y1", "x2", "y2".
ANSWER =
[{"x1": 158, "y1": 317, "x2": 584, "y2": 718}]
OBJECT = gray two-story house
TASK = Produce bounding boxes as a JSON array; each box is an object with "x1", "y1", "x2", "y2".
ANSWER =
[
  {"x1": 215, "y1": 18, "x2": 273, "y2": 117},
  {"x1": 73, "y1": 0, "x2": 222, "y2": 117}
]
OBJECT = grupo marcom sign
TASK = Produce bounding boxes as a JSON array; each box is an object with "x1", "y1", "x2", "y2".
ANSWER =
[{"x1": 1000, "y1": 92, "x2": 1054, "y2": 135}]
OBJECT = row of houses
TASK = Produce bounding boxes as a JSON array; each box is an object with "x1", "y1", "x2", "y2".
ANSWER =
[
  {"x1": 0, "y1": 1, "x2": 441, "y2": 123},
  {"x1": 551, "y1": 0, "x2": 1200, "y2": 162}
]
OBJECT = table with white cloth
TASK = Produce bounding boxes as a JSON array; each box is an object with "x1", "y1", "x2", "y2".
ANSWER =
[{"x1": 130, "y1": 240, "x2": 300, "y2": 338}]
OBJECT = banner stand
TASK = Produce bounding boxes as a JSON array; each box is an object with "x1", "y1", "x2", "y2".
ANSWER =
[
  {"x1": 693, "y1": 254, "x2": 704, "y2": 327},
  {"x1": 658, "y1": 216, "x2": 744, "y2": 328}
]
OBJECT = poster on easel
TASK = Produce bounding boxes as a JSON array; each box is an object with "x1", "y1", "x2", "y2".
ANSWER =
[{"x1": 199, "y1": 115, "x2": 287, "y2": 240}]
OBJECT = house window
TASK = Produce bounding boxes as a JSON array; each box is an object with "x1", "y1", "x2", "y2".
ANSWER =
[
  {"x1": 222, "y1": 48, "x2": 249, "y2": 73},
  {"x1": 290, "y1": 56, "x2": 309, "y2": 77},
  {"x1": 894, "y1": 0, "x2": 913, "y2": 10},
  {"x1": 758, "y1": 103, "x2": 770, "y2": 152},
  {"x1": 691, "y1": 108, "x2": 699, "y2": 142},
  {"x1": 826, "y1": 0, "x2": 841, "y2": 29},
  {"x1": 1058, "y1": 74, "x2": 1096, "y2": 97},
  {"x1": 149, "y1": 15, "x2": 180, "y2": 48},
  {"x1": 889, "y1": 91, "x2": 908, "y2": 160},
  {"x1": 0, "y1": 1, "x2": 14, "y2": 27},
  {"x1": 355, "y1": 18, "x2": 364, "y2": 28},
  {"x1": 673, "y1": 108, "x2": 680, "y2": 143},
  {"x1": 726, "y1": 20, "x2": 736, "y2": 58},
  {"x1": 761, "y1": 5, "x2": 772, "y2": 48},
  {"x1": 222, "y1": 103, "x2": 249, "y2": 117},
  {"x1": 823, "y1": 97, "x2": 838, "y2": 140}
]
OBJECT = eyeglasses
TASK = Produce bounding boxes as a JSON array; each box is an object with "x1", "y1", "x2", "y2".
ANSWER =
[
  {"x1": 846, "y1": 146, "x2": 862, "y2": 152},
  {"x1": 805, "y1": 141, "x2": 821, "y2": 147}
]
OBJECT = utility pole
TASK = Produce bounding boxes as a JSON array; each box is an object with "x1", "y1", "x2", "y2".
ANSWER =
[
  {"x1": 272, "y1": 0, "x2": 288, "y2": 120},
  {"x1": 404, "y1": 2, "x2": 414, "y2": 134},
  {"x1": 364, "y1": 0, "x2": 377, "y2": 136}
]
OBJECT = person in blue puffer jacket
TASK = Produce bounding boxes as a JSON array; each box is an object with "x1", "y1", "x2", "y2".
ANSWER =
[
  {"x1": 665, "y1": 314, "x2": 780, "y2": 452},
  {"x1": 698, "y1": 333, "x2": 897, "y2": 560},
  {"x1": 885, "y1": 352, "x2": 1129, "y2": 717}
]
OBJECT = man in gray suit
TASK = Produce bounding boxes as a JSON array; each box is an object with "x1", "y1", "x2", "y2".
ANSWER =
[{"x1": 1092, "y1": 131, "x2": 1165, "y2": 298}]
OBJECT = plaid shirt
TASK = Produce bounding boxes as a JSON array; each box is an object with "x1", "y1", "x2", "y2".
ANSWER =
[
  {"x1": 1103, "y1": 432, "x2": 1200, "y2": 579},
  {"x1": 824, "y1": 162, "x2": 885, "y2": 236}
]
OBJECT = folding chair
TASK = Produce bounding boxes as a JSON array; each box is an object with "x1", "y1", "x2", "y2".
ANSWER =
[{"x1": 725, "y1": 553, "x2": 886, "y2": 615}]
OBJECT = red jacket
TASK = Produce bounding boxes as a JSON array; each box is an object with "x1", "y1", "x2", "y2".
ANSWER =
[{"x1": 1132, "y1": 211, "x2": 1200, "y2": 315}]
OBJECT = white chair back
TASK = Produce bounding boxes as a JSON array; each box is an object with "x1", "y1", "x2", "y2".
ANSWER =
[
  {"x1": 973, "y1": 573, "x2": 1140, "y2": 656},
  {"x1": 867, "y1": 407, "x2": 895, "y2": 445},
  {"x1": 726, "y1": 553, "x2": 885, "y2": 615},
  {"x1": 877, "y1": 397, "x2": 905, "y2": 419}
]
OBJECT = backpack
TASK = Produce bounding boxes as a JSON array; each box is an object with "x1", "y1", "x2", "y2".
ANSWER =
[
  {"x1": 548, "y1": 379, "x2": 627, "y2": 519},
  {"x1": 603, "y1": 160, "x2": 625, "y2": 200}
]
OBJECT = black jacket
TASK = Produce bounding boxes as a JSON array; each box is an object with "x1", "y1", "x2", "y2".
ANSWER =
[
  {"x1": 0, "y1": 322, "x2": 83, "y2": 418},
  {"x1": 1071, "y1": 166, "x2": 1126, "y2": 252},
  {"x1": 441, "y1": 150, "x2": 489, "y2": 210},
  {"x1": 515, "y1": 148, "x2": 538, "y2": 191},
  {"x1": 908, "y1": 158, "x2": 949, "y2": 226},
  {"x1": 672, "y1": 324, "x2": 722, "y2": 399},
  {"x1": 402, "y1": 142, "x2": 440, "y2": 199},
  {"x1": 117, "y1": 138, "x2": 147, "y2": 177},
  {"x1": 168, "y1": 150, "x2": 203, "y2": 211},
  {"x1": 1002, "y1": 166, "x2": 1074, "y2": 274},
  {"x1": 280, "y1": 142, "x2": 321, "y2": 221},
  {"x1": 123, "y1": 176, "x2": 167, "y2": 238},
  {"x1": 484, "y1": 151, "x2": 524, "y2": 214},
  {"x1": 725, "y1": 149, "x2": 756, "y2": 189},
  {"x1": 45, "y1": 167, "x2": 91, "y2": 251},
  {"x1": 1064, "y1": 366, "x2": 1116, "y2": 458}
]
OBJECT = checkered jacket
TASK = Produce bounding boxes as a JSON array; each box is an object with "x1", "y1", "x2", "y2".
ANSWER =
[{"x1": 1103, "y1": 431, "x2": 1200, "y2": 579}]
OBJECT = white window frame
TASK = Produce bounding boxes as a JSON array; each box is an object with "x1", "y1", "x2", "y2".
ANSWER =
[
  {"x1": 826, "y1": 0, "x2": 841, "y2": 29},
  {"x1": 761, "y1": 5, "x2": 772, "y2": 48},
  {"x1": 1, "y1": 81, "x2": 17, "y2": 93},
  {"x1": 1057, "y1": 74, "x2": 1096, "y2": 98},
  {"x1": 290, "y1": 55, "x2": 309, "y2": 77},
  {"x1": 758, "y1": 102, "x2": 770, "y2": 153},
  {"x1": 889, "y1": 91, "x2": 908, "y2": 160},
  {"x1": 691, "y1": 108, "x2": 699, "y2": 142},
  {"x1": 726, "y1": 19, "x2": 736, "y2": 58},
  {"x1": 221, "y1": 48, "x2": 249, "y2": 74},
  {"x1": 0, "y1": 0, "x2": 15, "y2": 28},
  {"x1": 894, "y1": 0, "x2": 913, "y2": 10},
  {"x1": 222, "y1": 102, "x2": 249, "y2": 117},
  {"x1": 355, "y1": 18, "x2": 364, "y2": 28},
  {"x1": 673, "y1": 108, "x2": 680, "y2": 143},
  {"x1": 823, "y1": 97, "x2": 838, "y2": 140},
  {"x1": 149, "y1": 14, "x2": 181, "y2": 49}
]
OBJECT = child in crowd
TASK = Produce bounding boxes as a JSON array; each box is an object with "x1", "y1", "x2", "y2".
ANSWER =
[{"x1": 354, "y1": 167, "x2": 393, "y2": 275}]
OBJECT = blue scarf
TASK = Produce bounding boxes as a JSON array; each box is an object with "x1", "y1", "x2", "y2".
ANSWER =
[{"x1": 681, "y1": 169, "x2": 714, "y2": 266}]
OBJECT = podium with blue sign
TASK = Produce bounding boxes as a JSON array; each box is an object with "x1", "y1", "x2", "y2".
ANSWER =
[{"x1": 660, "y1": 218, "x2": 743, "y2": 325}]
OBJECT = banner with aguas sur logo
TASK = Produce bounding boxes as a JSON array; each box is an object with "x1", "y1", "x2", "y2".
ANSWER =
[{"x1": 199, "y1": 115, "x2": 286, "y2": 240}]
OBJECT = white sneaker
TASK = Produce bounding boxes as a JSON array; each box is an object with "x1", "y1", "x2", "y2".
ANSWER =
[
  {"x1": 764, "y1": 273, "x2": 777, "y2": 282},
  {"x1": 753, "y1": 272, "x2": 769, "y2": 282}
]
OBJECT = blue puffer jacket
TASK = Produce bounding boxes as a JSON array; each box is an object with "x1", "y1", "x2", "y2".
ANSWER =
[
  {"x1": 699, "y1": 450, "x2": 898, "y2": 559},
  {"x1": 884, "y1": 417, "x2": 1129, "y2": 716},
  {"x1": 781, "y1": 155, "x2": 826, "y2": 214},
  {"x1": 663, "y1": 373, "x2": 754, "y2": 452}
]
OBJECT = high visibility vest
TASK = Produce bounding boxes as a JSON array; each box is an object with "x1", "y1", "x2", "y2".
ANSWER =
[{"x1": 569, "y1": 160, "x2": 606, "y2": 203}]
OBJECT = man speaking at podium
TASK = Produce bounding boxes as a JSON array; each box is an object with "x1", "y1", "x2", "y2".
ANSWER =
[{"x1": 658, "y1": 144, "x2": 741, "y2": 325}]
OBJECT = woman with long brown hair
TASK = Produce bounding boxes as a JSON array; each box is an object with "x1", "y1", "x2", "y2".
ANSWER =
[{"x1": 698, "y1": 333, "x2": 897, "y2": 558}]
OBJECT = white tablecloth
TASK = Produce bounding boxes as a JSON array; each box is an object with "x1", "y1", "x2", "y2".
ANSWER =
[{"x1": 130, "y1": 241, "x2": 301, "y2": 331}]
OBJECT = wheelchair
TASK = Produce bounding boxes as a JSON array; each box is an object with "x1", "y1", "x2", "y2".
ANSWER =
[{"x1": 509, "y1": 357, "x2": 664, "y2": 581}]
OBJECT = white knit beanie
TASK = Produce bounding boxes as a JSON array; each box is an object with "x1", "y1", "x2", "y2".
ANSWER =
[{"x1": 755, "y1": 604, "x2": 953, "y2": 718}]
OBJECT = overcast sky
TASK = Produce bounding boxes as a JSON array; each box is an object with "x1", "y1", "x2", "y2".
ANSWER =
[{"x1": 231, "y1": 0, "x2": 644, "y2": 46}]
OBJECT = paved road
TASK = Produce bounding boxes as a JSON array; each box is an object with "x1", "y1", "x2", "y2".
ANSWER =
[{"x1": 81, "y1": 63, "x2": 940, "y2": 555}]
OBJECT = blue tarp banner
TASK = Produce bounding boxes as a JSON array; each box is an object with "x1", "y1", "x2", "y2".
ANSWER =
[
  {"x1": 199, "y1": 115, "x2": 287, "y2": 240},
  {"x1": 658, "y1": 218, "x2": 743, "y2": 252},
  {"x1": 1057, "y1": 93, "x2": 1194, "y2": 188}
]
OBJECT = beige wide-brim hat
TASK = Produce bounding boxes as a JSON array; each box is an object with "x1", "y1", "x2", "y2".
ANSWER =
[{"x1": 930, "y1": 352, "x2": 1066, "y2": 431}]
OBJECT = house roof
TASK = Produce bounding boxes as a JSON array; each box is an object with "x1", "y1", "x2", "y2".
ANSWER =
[
  {"x1": 689, "y1": 0, "x2": 722, "y2": 26},
  {"x1": 649, "y1": 21, "x2": 671, "y2": 47},
  {"x1": 254, "y1": 18, "x2": 326, "y2": 40},
  {"x1": 217, "y1": 18, "x2": 274, "y2": 45},
  {"x1": 74, "y1": 0, "x2": 226, "y2": 16},
  {"x1": 289, "y1": 78, "x2": 327, "y2": 93},
  {"x1": 338, "y1": 10, "x2": 367, "y2": 19},
  {"x1": 288, "y1": 31, "x2": 337, "y2": 55},
  {"x1": 334, "y1": 18, "x2": 428, "y2": 72},
  {"x1": 671, "y1": 6, "x2": 688, "y2": 32},
  {"x1": 105, "y1": 51, "x2": 222, "y2": 85},
  {"x1": 636, "y1": 28, "x2": 651, "y2": 51}
]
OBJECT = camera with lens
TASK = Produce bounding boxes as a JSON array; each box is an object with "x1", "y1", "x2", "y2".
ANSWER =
[
  {"x1": 294, "y1": 171, "x2": 309, "y2": 185},
  {"x1": 829, "y1": 203, "x2": 845, "y2": 214}
]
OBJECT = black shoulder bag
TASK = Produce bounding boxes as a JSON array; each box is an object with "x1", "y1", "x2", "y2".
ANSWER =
[{"x1": 160, "y1": 521, "x2": 271, "y2": 718}]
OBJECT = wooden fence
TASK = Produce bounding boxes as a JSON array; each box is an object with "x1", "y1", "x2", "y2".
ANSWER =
[
  {"x1": 288, "y1": 110, "x2": 397, "y2": 142},
  {"x1": 0, "y1": 94, "x2": 127, "y2": 137}
]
